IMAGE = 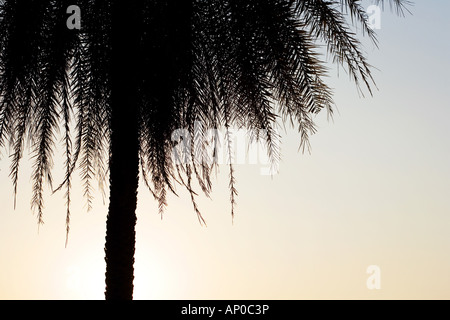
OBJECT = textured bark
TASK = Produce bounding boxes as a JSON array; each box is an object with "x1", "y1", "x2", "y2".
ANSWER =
[{"x1": 104, "y1": 2, "x2": 140, "y2": 300}]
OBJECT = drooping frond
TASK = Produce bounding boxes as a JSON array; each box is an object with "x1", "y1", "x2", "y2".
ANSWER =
[
  {"x1": 0, "y1": 0, "x2": 110, "y2": 231},
  {"x1": 295, "y1": 0, "x2": 376, "y2": 95}
]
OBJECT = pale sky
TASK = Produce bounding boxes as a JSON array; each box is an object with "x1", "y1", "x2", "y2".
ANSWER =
[{"x1": 1, "y1": 1, "x2": 450, "y2": 299}]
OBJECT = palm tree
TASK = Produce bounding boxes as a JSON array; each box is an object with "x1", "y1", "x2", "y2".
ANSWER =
[{"x1": 0, "y1": 0, "x2": 411, "y2": 299}]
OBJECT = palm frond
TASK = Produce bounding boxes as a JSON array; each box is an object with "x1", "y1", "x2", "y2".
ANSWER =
[{"x1": 295, "y1": 0, "x2": 376, "y2": 96}]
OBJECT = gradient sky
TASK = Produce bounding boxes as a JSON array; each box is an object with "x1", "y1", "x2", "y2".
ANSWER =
[{"x1": 1, "y1": 1, "x2": 450, "y2": 300}]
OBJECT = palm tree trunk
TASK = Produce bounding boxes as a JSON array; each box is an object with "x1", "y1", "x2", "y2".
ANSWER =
[{"x1": 104, "y1": 2, "x2": 141, "y2": 300}]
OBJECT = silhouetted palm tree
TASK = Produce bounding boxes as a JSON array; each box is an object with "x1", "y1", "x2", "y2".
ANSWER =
[{"x1": 0, "y1": 0, "x2": 411, "y2": 299}]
